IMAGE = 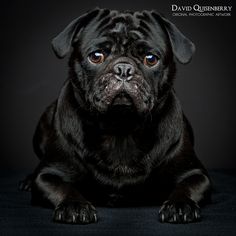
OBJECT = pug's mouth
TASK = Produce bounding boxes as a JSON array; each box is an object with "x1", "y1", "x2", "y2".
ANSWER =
[
  {"x1": 111, "y1": 92, "x2": 134, "y2": 106},
  {"x1": 92, "y1": 73, "x2": 154, "y2": 113}
]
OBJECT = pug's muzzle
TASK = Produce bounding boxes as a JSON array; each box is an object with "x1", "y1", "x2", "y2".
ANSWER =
[{"x1": 91, "y1": 57, "x2": 154, "y2": 113}]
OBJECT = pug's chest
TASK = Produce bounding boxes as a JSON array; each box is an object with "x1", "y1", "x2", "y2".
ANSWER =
[{"x1": 85, "y1": 134, "x2": 153, "y2": 188}]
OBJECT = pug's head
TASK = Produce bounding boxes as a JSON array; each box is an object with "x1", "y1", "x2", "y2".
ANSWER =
[{"x1": 52, "y1": 8, "x2": 195, "y2": 115}]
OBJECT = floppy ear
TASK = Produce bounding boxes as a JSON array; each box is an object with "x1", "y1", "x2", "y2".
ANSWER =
[
  {"x1": 152, "y1": 12, "x2": 195, "y2": 64},
  {"x1": 51, "y1": 8, "x2": 100, "y2": 58}
]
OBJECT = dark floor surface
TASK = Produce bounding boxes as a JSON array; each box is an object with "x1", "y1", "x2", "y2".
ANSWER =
[{"x1": 0, "y1": 169, "x2": 236, "y2": 236}]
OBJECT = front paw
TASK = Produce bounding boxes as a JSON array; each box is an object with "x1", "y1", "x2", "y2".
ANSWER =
[
  {"x1": 53, "y1": 201, "x2": 97, "y2": 224},
  {"x1": 159, "y1": 198, "x2": 201, "y2": 224}
]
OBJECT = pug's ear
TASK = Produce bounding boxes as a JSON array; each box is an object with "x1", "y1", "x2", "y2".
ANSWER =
[
  {"x1": 51, "y1": 8, "x2": 100, "y2": 58},
  {"x1": 152, "y1": 12, "x2": 195, "y2": 64}
]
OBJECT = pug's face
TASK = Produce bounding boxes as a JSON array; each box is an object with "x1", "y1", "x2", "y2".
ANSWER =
[{"x1": 52, "y1": 9, "x2": 195, "y2": 114}]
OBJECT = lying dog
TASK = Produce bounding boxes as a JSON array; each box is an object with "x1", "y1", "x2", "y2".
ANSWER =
[{"x1": 20, "y1": 8, "x2": 211, "y2": 224}]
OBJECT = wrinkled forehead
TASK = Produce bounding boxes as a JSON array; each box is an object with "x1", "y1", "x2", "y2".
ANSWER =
[{"x1": 79, "y1": 10, "x2": 168, "y2": 54}]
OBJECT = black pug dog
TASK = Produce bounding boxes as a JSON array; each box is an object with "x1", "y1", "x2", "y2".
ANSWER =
[{"x1": 20, "y1": 8, "x2": 211, "y2": 224}]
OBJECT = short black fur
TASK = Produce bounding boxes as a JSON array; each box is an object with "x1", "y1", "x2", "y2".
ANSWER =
[{"x1": 19, "y1": 8, "x2": 211, "y2": 224}]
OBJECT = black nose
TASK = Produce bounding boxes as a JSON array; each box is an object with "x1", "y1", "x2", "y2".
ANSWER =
[{"x1": 113, "y1": 63, "x2": 134, "y2": 81}]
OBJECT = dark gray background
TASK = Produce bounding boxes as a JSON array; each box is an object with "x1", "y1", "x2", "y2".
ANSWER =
[{"x1": 1, "y1": 0, "x2": 235, "y2": 170}]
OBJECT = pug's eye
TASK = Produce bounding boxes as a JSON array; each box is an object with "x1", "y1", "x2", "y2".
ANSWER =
[
  {"x1": 88, "y1": 51, "x2": 105, "y2": 64},
  {"x1": 143, "y1": 54, "x2": 159, "y2": 67}
]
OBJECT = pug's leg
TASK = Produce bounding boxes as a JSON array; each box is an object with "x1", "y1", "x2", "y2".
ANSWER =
[
  {"x1": 159, "y1": 169, "x2": 211, "y2": 224},
  {"x1": 19, "y1": 173, "x2": 34, "y2": 191},
  {"x1": 33, "y1": 167, "x2": 97, "y2": 224}
]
